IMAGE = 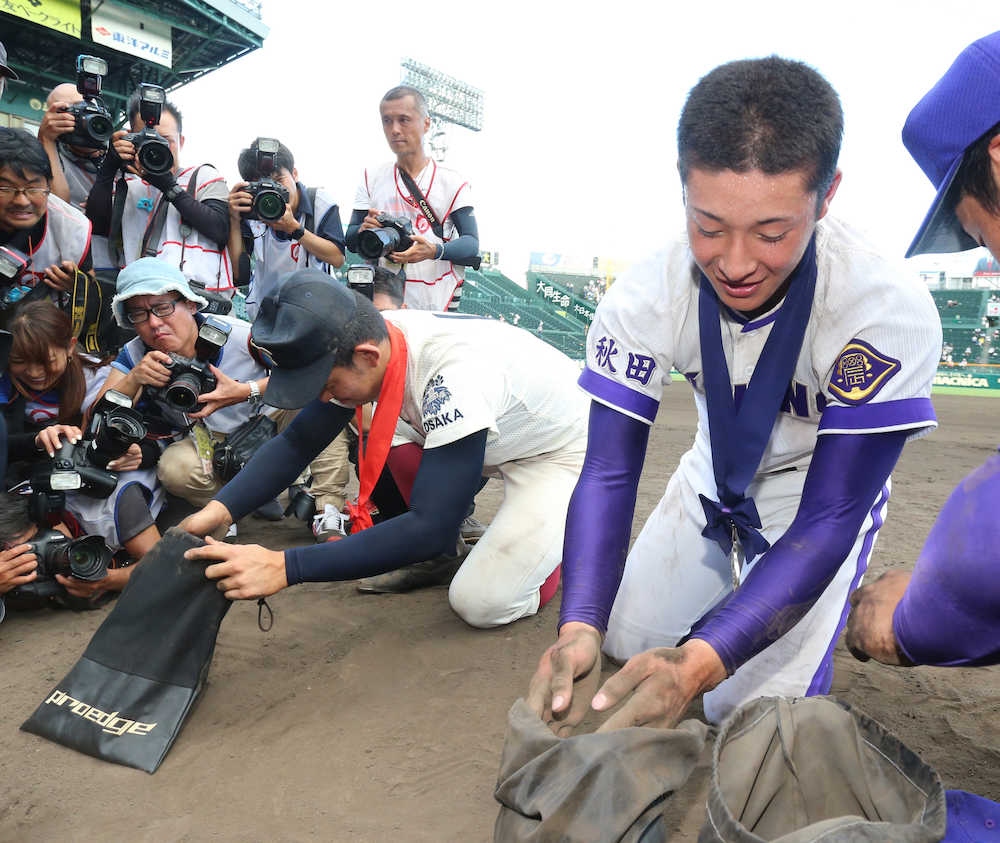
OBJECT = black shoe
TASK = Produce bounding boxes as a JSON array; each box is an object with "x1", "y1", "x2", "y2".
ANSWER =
[
  {"x1": 357, "y1": 540, "x2": 469, "y2": 594},
  {"x1": 253, "y1": 499, "x2": 284, "y2": 521}
]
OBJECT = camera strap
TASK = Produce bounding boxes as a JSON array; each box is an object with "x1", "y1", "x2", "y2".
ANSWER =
[
  {"x1": 141, "y1": 165, "x2": 207, "y2": 263},
  {"x1": 397, "y1": 167, "x2": 445, "y2": 241}
]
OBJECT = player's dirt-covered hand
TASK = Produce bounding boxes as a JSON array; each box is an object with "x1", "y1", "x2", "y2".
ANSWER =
[
  {"x1": 390, "y1": 233, "x2": 437, "y2": 264},
  {"x1": 527, "y1": 622, "x2": 603, "y2": 737},
  {"x1": 845, "y1": 569, "x2": 915, "y2": 666},
  {"x1": 593, "y1": 639, "x2": 727, "y2": 732},
  {"x1": 186, "y1": 536, "x2": 288, "y2": 600},
  {"x1": 34, "y1": 424, "x2": 82, "y2": 457}
]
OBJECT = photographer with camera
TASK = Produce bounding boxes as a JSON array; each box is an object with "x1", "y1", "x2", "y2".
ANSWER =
[
  {"x1": 86, "y1": 86, "x2": 233, "y2": 296},
  {"x1": 228, "y1": 138, "x2": 345, "y2": 321},
  {"x1": 0, "y1": 128, "x2": 93, "y2": 304},
  {"x1": 38, "y1": 58, "x2": 117, "y2": 275},
  {"x1": 97, "y1": 259, "x2": 270, "y2": 517},
  {"x1": 345, "y1": 86, "x2": 479, "y2": 313},
  {"x1": 0, "y1": 491, "x2": 115, "y2": 622},
  {"x1": 0, "y1": 302, "x2": 145, "y2": 597}
]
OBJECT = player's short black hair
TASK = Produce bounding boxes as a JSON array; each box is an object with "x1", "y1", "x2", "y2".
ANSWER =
[
  {"x1": 955, "y1": 119, "x2": 1000, "y2": 216},
  {"x1": 126, "y1": 89, "x2": 183, "y2": 134},
  {"x1": 381, "y1": 85, "x2": 428, "y2": 119},
  {"x1": 331, "y1": 291, "x2": 390, "y2": 369},
  {"x1": 677, "y1": 56, "x2": 843, "y2": 203},
  {"x1": 0, "y1": 492, "x2": 33, "y2": 548},
  {"x1": 0, "y1": 127, "x2": 52, "y2": 181},
  {"x1": 237, "y1": 138, "x2": 295, "y2": 181},
  {"x1": 373, "y1": 267, "x2": 405, "y2": 308}
]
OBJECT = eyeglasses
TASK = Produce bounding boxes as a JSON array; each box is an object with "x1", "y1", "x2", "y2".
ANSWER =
[
  {"x1": 125, "y1": 297, "x2": 182, "y2": 324},
  {"x1": 0, "y1": 186, "x2": 50, "y2": 200}
]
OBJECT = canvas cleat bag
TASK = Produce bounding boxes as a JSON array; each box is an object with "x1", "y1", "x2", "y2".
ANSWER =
[{"x1": 21, "y1": 528, "x2": 230, "y2": 773}]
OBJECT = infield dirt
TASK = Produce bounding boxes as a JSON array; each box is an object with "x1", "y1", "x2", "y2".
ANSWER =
[{"x1": 2, "y1": 390, "x2": 997, "y2": 840}]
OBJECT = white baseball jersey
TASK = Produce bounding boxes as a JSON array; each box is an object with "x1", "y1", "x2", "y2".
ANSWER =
[
  {"x1": 244, "y1": 186, "x2": 340, "y2": 319},
  {"x1": 583, "y1": 216, "x2": 941, "y2": 485},
  {"x1": 117, "y1": 165, "x2": 233, "y2": 293},
  {"x1": 25, "y1": 195, "x2": 91, "y2": 286},
  {"x1": 355, "y1": 160, "x2": 473, "y2": 312},
  {"x1": 383, "y1": 310, "x2": 588, "y2": 468}
]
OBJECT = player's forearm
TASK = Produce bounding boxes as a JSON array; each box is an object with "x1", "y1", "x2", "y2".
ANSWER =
[
  {"x1": 893, "y1": 454, "x2": 1000, "y2": 667},
  {"x1": 214, "y1": 400, "x2": 352, "y2": 520},
  {"x1": 285, "y1": 430, "x2": 487, "y2": 585},
  {"x1": 559, "y1": 401, "x2": 649, "y2": 633},
  {"x1": 689, "y1": 430, "x2": 906, "y2": 675}
]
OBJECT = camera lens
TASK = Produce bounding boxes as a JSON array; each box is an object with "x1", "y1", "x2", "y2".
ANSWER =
[
  {"x1": 138, "y1": 139, "x2": 173, "y2": 176},
  {"x1": 357, "y1": 228, "x2": 401, "y2": 260},
  {"x1": 65, "y1": 536, "x2": 111, "y2": 581},
  {"x1": 164, "y1": 371, "x2": 203, "y2": 411},
  {"x1": 86, "y1": 114, "x2": 113, "y2": 144},
  {"x1": 89, "y1": 411, "x2": 147, "y2": 466},
  {"x1": 255, "y1": 190, "x2": 285, "y2": 222}
]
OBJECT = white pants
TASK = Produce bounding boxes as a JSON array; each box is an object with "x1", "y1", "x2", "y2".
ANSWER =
[
  {"x1": 448, "y1": 441, "x2": 585, "y2": 629},
  {"x1": 604, "y1": 456, "x2": 889, "y2": 724}
]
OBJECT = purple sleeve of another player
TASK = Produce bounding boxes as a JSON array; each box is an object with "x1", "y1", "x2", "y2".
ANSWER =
[
  {"x1": 689, "y1": 430, "x2": 907, "y2": 675},
  {"x1": 893, "y1": 454, "x2": 1000, "y2": 667},
  {"x1": 558, "y1": 401, "x2": 650, "y2": 633}
]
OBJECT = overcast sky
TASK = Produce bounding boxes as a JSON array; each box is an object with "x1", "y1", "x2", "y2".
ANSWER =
[{"x1": 171, "y1": 1, "x2": 996, "y2": 283}]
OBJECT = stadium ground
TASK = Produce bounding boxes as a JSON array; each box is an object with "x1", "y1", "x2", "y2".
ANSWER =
[{"x1": 1, "y1": 390, "x2": 997, "y2": 840}]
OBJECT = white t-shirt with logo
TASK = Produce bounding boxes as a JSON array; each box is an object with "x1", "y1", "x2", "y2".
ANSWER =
[{"x1": 384, "y1": 310, "x2": 587, "y2": 467}]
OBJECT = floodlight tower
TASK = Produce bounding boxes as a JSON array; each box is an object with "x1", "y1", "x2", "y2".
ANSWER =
[{"x1": 400, "y1": 58, "x2": 483, "y2": 163}]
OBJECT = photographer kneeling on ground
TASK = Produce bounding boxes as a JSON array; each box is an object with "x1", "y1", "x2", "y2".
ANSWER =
[
  {"x1": 1, "y1": 301, "x2": 154, "y2": 597},
  {"x1": 97, "y1": 258, "x2": 270, "y2": 526},
  {"x1": 181, "y1": 269, "x2": 587, "y2": 629}
]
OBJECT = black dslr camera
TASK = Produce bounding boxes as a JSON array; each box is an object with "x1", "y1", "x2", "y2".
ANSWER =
[
  {"x1": 357, "y1": 214, "x2": 414, "y2": 260},
  {"x1": 62, "y1": 55, "x2": 114, "y2": 151},
  {"x1": 13, "y1": 529, "x2": 113, "y2": 601},
  {"x1": 30, "y1": 390, "x2": 148, "y2": 511},
  {"x1": 242, "y1": 137, "x2": 290, "y2": 222},
  {"x1": 145, "y1": 316, "x2": 232, "y2": 413},
  {"x1": 122, "y1": 83, "x2": 173, "y2": 176}
]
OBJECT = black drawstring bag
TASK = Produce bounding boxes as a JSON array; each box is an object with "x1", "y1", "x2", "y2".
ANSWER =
[{"x1": 20, "y1": 528, "x2": 230, "y2": 773}]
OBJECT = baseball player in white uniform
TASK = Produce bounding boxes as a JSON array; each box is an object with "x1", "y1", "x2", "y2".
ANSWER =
[
  {"x1": 180, "y1": 269, "x2": 588, "y2": 629},
  {"x1": 528, "y1": 56, "x2": 942, "y2": 733},
  {"x1": 346, "y1": 85, "x2": 479, "y2": 313}
]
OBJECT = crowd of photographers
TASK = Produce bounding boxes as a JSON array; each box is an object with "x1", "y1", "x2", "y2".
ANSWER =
[{"x1": 0, "y1": 47, "x2": 480, "y2": 621}]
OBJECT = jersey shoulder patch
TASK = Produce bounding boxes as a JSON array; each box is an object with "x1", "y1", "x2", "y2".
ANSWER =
[
  {"x1": 827, "y1": 338, "x2": 900, "y2": 405},
  {"x1": 422, "y1": 374, "x2": 452, "y2": 417}
]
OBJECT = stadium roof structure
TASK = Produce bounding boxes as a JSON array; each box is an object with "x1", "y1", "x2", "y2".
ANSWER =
[{"x1": 1, "y1": 0, "x2": 268, "y2": 122}]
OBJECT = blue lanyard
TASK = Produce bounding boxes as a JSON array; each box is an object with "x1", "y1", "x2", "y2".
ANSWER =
[{"x1": 697, "y1": 235, "x2": 818, "y2": 581}]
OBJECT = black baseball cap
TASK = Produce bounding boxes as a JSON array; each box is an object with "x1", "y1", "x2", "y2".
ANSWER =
[
  {"x1": 0, "y1": 42, "x2": 19, "y2": 81},
  {"x1": 250, "y1": 269, "x2": 359, "y2": 409}
]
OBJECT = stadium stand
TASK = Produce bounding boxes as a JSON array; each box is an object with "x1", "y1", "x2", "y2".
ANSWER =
[{"x1": 931, "y1": 289, "x2": 996, "y2": 367}]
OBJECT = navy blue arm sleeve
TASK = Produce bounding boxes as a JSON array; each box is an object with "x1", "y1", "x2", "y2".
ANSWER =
[
  {"x1": 559, "y1": 401, "x2": 650, "y2": 632},
  {"x1": 440, "y1": 206, "x2": 479, "y2": 266},
  {"x1": 894, "y1": 453, "x2": 1000, "y2": 667},
  {"x1": 344, "y1": 208, "x2": 366, "y2": 254},
  {"x1": 214, "y1": 400, "x2": 353, "y2": 520},
  {"x1": 284, "y1": 430, "x2": 487, "y2": 585},
  {"x1": 690, "y1": 430, "x2": 907, "y2": 675}
]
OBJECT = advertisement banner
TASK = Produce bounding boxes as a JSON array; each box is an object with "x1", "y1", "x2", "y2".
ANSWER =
[
  {"x1": 4, "y1": 0, "x2": 81, "y2": 38},
  {"x1": 91, "y1": 0, "x2": 172, "y2": 68}
]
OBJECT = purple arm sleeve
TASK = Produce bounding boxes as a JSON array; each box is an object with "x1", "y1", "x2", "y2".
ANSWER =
[
  {"x1": 689, "y1": 430, "x2": 907, "y2": 675},
  {"x1": 893, "y1": 453, "x2": 1000, "y2": 667},
  {"x1": 558, "y1": 401, "x2": 650, "y2": 632}
]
